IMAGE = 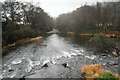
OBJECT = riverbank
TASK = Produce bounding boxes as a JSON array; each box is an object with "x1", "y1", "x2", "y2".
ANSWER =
[
  {"x1": 2, "y1": 36, "x2": 43, "y2": 56},
  {"x1": 67, "y1": 32, "x2": 120, "y2": 38},
  {"x1": 67, "y1": 32, "x2": 120, "y2": 56}
]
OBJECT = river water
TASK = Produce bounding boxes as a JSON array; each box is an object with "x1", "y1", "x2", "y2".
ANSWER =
[{"x1": 1, "y1": 30, "x2": 119, "y2": 78}]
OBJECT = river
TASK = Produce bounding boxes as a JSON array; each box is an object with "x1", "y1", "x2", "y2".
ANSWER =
[{"x1": 1, "y1": 29, "x2": 119, "y2": 78}]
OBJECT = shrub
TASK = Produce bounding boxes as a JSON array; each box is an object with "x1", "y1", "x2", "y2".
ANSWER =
[
  {"x1": 81, "y1": 64, "x2": 120, "y2": 80},
  {"x1": 6, "y1": 21, "x2": 17, "y2": 31},
  {"x1": 19, "y1": 25, "x2": 34, "y2": 38},
  {"x1": 88, "y1": 33, "x2": 116, "y2": 54},
  {"x1": 96, "y1": 72, "x2": 118, "y2": 80},
  {"x1": 3, "y1": 31, "x2": 16, "y2": 44}
]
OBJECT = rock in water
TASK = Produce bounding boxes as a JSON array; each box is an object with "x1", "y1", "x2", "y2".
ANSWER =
[
  {"x1": 19, "y1": 76, "x2": 26, "y2": 80},
  {"x1": 41, "y1": 63, "x2": 48, "y2": 68},
  {"x1": 62, "y1": 63, "x2": 69, "y2": 68},
  {"x1": 8, "y1": 69, "x2": 14, "y2": 72},
  {"x1": 12, "y1": 58, "x2": 22, "y2": 65}
]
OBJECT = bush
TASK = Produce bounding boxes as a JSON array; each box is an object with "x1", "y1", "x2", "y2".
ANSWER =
[
  {"x1": 2, "y1": 24, "x2": 34, "y2": 46},
  {"x1": 96, "y1": 72, "x2": 118, "y2": 80},
  {"x1": 2, "y1": 31, "x2": 16, "y2": 45},
  {"x1": 33, "y1": 29, "x2": 42, "y2": 36},
  {"x1": 2, "y1": 22, "x2": 47, "y2": 47},
  {"x1": 88, "y1": 33, "x2": 116, "y2": 54},
  {"x1": 6, "y1": 21, "x2": 17, "y2": 31},
  {"x1": 19, "y1": 25, "x2": 34, "y2": 38},
  {"x1": 81, "y1": 64, "x2": 120, "y2": 79}
]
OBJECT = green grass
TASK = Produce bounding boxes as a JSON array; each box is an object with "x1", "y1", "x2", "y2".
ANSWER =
[{"x1": 96, "y1": 72, "x2": 118, "y2": 80}]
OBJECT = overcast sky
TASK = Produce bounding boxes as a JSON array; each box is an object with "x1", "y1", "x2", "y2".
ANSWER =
[{"x1": 0, "y1": 0, "x2": 119, "y2": 17}]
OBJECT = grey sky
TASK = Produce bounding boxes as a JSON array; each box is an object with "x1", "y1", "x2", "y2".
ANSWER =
[{"x1": 0, "y1": 0, "x2": 119, "y2": 17}]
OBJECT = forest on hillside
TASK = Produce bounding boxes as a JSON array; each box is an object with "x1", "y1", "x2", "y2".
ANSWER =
[
  {"x1": 56, "y1": 2, "x2": 120, "y2": 34},
  {"x1": 1, "y1": 0, "x2": 54, "y2": 46}
]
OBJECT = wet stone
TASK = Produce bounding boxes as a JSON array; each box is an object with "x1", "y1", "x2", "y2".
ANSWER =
[
  {"x1": 19, "y1": 76, "x2": 26, "y2": 80},
  {"x1": 41, "y1": 63, "x2": 48, "y2": 68},
  {"x1": 8, "y1": 69, "x2": 14, "y2": 72},
  {"x1": 62, "y1": 63, "x2": 68, "y2": 68},
  {"x1": 12, "y1": 58, "x2": 22, "y2": 65}
]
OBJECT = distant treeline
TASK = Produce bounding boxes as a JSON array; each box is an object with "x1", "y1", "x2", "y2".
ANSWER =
[
  {"x1": 1, "y1": 0, "x2": 54, "y2": 46},
  {"x1": 56, "y1": 2, "x2": 120, "y2": 34}
]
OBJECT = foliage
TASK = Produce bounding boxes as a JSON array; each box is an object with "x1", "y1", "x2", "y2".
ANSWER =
[
  {"x1": 6, "y1": 21, "x2": 17, "y2": 31},
  {"x1": 2, "y1": 0, "x2": 54, "y2": 47},
  {"x1": 88, "y1": 33, "x2": 116, "y2": 53},
  {"x1": 14, "y1": 25, "x2": 34, "y2": 39},
  {"x1": 81, "y1": 64, "x2": 102, "y2": 79},
  {"x1": 2, "y1": 24, "x2": 43, "y2": 46},
  {"x1": 96, "y1": 72, "x2": 118, "y2": 80},
  {"x1": 56, "y1": 2, "x2": 120, "y2": 34},
  {"x1": 81, "y1": 64, "x2": 120, "y2": 80}
]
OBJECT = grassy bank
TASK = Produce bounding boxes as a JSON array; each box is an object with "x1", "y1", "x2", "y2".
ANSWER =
[
  {"x1": 2, "y1": 36, "x2": 43, "y2": 56},
  {"x1": 67, "y1": 32, "x2": 120, "y2": 38},
  {"x1": 67, "y1": 32, "x2": 119, "y2": 56}
]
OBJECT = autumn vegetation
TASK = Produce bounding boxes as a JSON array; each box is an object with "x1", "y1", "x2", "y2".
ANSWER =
[
  {"x1": 88, "y1": 33, "x2": 116, "y2": 54},
  {"x1": 2, "y1": 36, "x2": 43, "y2": 53},
  {"x1": 1, "y1": 0, "x2": 54, "y2": 47},
  {"x1": 56, "y1": 2, "x2": 120, "y2": 56},
  {"x1": 81, "y1": 64, "x2": 120, "y2": 80},
  {"x1": 56, "y1": 2, "x2": 120, "y2": 35}
]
